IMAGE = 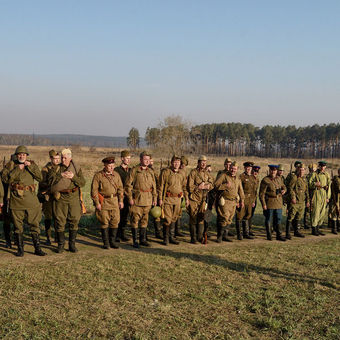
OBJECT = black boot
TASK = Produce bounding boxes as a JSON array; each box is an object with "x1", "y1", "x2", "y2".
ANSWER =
[
  {"x1": 337, "y1": 220, "x2": 340, "y2": 232},
  {"x1": 190, "y1": 223, "x2": 197, "y2": 244},
  {"x1": 293, "y1": 220, "x2": 305, "y2": 238},
  {"x1": 265, "y1": 221, "x2": 272, "y2": 241},
  {"x1": 312, "y1": 226, "x2": 319, "y2": 236},
  {"x1": 101, "y1": 228, "x2": 110, "y2": 249},
  {"x1": 32, "y1": 234, "x2": 46, "y2": 256},
  {"x1": 275, "y1": 224, "x2": 286, "y2": 241},
  {"x1": 69, "y1": 230, "x2": 78, "y2": 253},
  {"x1": 56, "y1": 232, "x2": 65, "y2": 253},
  {"x1": 223, "y1": 226, "x2": 233, "y2": 242},
  {"x1": 120, "y1": 225, "x2": 130, "y2": 242},
  {"x1": 216, "y1": 225, "x2": 223, "y2": 243},
  {"x1": 243, "y1": 220, "x2": 254, "y2": 239},
  {"x1": 3, "y1": 222, "x2": 12, "y2": 249},
  {"x1": 44, "y1": 219, "x2": 52, "y2": 245},
  {"x1": 316, "y1": 226, "x2": 325, "y2": 236},
  {"x1": 175, "y1": 219, "x2": 184, "y2": 237},
  {"x1": 236, "y1": 220, "x2": 242, "y2": 240},
  {"x1": 248, "y1": 218, "x2": 255, "y2": 236},
  {"x1": 197, "y1": 223, "x2": 204, "y2": 242},
  {"x1": 154, "y1": 220, "x2": 162, "y2": 239},
  {"x1": 109, "y1": 228, "x2": 119, "y2": 249},
  {"x1": 131, "y1": 228, "x2": 139, "y2": 248},
  {"x1": 162, "y1": 225, "x2": 169, "y2": 245},
  {"x1": 169, "y1": 222, "x2": 180, "y2": 245},
  {"x1": 15, "y1": 233, "x2": 24, "y2": 257},
  {"x1": 139, "y1": 228, "x2": 150, "y2": 247},
  {"x1": 285, "y1": 220, "x2": 291, "y2": 240}
]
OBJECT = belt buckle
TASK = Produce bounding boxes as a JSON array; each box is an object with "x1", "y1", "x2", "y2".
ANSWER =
[{"x1": 111, "y1": 194, "x2": 114, "y2": 198}]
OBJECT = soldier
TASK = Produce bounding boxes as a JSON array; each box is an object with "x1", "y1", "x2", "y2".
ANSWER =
[
  {"x1": 309, "y1": 161, "x2": 331, "y2": 236},
  {"x1": 158, "y1": 155, "x2": 188, "y2": 245},
  {"x1": 175, "y1": 155, "x2": 189, "y2": 237},
  {"x1": 259, "y1": 165, "x2": 287, "y2": 241},
  {"x1": 249, "y1": 165, "x2": 261, "y2": 236},
  {"x1": 114, "y1": 150, "x2": 132, "y2": 242},
  {"x1": 277, "y1": 164, "x2": 285, "y2": 182},
  {"x1": 1, "y1": 145, "x2": 46, "y2": 256},
  {"x1": 235, "y1": 161, "x2": 257, "y2": 240},
  {"x1": 216, "y1": 157, "x2": 232, "y2": 179},
  {"x1": 148, "y1": 157, "x2": 162, "y2": 239},
  {"x1": 48, "y1": 148, "x2": 86, "y2": 253},
  {"x1": 38, "y1": 150, "x2": 60, "y2": 245},
  {"x1": 329, "y1": 168, "x2": 340, "y2": 234},
  {"x1": 285, "y1": 161, "x2": 302, "y2": 187},
  {"x1": 125, "y1": 151, "x2": 157, "y2": 248},
  {"x1": 91, "y1": 157, "x2": 124, "y2": 249},
  {"x1": 215, "y1": 161, "x2": 244, "y2": 243},
  {"x1": 187, "y1": 155, "x2": 214, "y2": 244},
  {"x1": 303, "y1": 163, "x2": 317, "y2": 229},
  {"x1": 286, "y1": 164, "x2": 309, "y2": 239}
]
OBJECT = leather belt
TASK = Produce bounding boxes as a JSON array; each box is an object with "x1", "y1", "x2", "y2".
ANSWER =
[
  {"x1": 166, "y1": 192, "x2": 183, "y2": 198},
  {"x1": 60, "y1": 187, "x2": 78, "y2": 193}
]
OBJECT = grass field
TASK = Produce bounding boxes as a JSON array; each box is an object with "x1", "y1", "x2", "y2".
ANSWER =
[{"x1": 0, "y1": 146, "x2": 339, "y2": 339}]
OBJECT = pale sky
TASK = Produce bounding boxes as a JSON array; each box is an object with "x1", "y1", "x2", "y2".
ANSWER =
[{"x1": 1, "y1": 0, "x2": 339, "y2": 136}]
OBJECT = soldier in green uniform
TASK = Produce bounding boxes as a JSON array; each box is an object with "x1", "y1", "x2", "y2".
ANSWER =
[
  {"x1": 277, "y1": 164, "x2": 285, "y2": 182},
  {"x1": 158, "y1": 155, "x2": 188, "y2": 245},
  {"x1": 175, "y1": 155, "x2": 189, "y2": 237},
  {"x1": 216, "y1": 158, "x2": 232, "y2": 179},
  {"x1": 329, "y1": 168, "x2": 340, "y2": 234},
  {"x1": 309, "y1": 161, "x2": 331, "y2": 236},
  {"x1": 259, "y1": 165, "x2": 287, "y2": 241},
  {"x1": 286, "y1": 164, "x2": 309, "y2": 239},
  {"x1": 114, "y1": 150, "x2": 132, "y2": 242},
  {"x1": 215, "y1": 161, "x2": 244, "y2": 243},
  {"x1": 38, "y1": 150, "x2": 60, "y2": 245},
  {"x1": 125, "y1": 151, "x2": 157, "y2": 248},
  {"x1": 48, "y1": 148, "x2": 86, "y2": 253},
  {"x1": 187, "y1": 155, "x2": 214, "y2": 244},
  {"x1": 1, "y1": 146, "x2": 46, "y2": 256},
  {"x1": 91, "y1": 156, "x2": 124, "y2": 249},
  {"x1": 235, "y1": 161, "x2": 256, "y2": 240},
  {"x1": 303, "y1": 163, "x2": 317, "y2": 229}
]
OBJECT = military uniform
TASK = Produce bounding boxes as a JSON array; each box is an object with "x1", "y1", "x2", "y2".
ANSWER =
[
  {"x1": 215, "y1": 170, "x2": 244, "y2": 242},
  {"x1": 92, "y1": 166, "x2": 124, "y2": 249},
  {"x1": 158, "y1": 164, "x2": 188, "y2": 245},
  {"x1": 187, "y1": 165, "x2": 214, "y2": 243},
  {"x1": 1, "y1": 146, "x2": 45, "y2": 256},
  {"x1": 309, "y1": 168, "x2": 331, "y2": 235},
  {"x1": 125, "y1": 164, "x2": 157, "y2": 247},
  {"x1": 115, "y1": 164, "x2": 132, "y2": 241},
  {"x1": 149, "y1": 166, "x2": 162, "y2": 238},
  {"x1": 259, "y1": 171, "x2": 287, "y2": 241},
  {"x1": 236, "y1": 171, "x2": 258, "y2": 239},
  {"x1": 329, "y1": 174, "x2": 340, "y2": 234},
  {"x1": 286, "y1": 172, "x2": 309, "y2": 238},
  {"x1": 48, "y1": 157, "x2": 85, "y2": 252}
]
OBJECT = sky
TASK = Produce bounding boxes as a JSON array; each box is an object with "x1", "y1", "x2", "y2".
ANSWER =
[{"x1": 0, "y1": 0, "x2": 339, "y2": 136}]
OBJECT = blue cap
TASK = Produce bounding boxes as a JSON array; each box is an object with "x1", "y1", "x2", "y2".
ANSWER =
[{"x1": 268, "y1": 164, "x2": 279, "y2": 169}]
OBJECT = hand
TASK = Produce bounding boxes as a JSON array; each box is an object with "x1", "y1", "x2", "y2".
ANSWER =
[
  {"x1": 204, "y1": 183, "x2": 211, "y2": 190},
  {"x1": 292, "y1": 199, "x2": 297, "y2": 204},
  {"x1": 252, "y1": 202, "x2": 256, "y2": 208},
  {"x1": 118, "y1": 202, "x2": 124, "y2": 209},
  {"x1": 129, "y1": 199, "x2": 134, "y2": 206},
  {"x1": 152, "y1": 200, "x2": 157, "y2": 206},
  {"x1": 198, "y1": 183, "x2": 205, "y2": 190},
  {"x1": 281, "y1": 190, "x2": 286, "y2": 195},
  {"x1": 96, "y1": 204, "x2": 102, "y2": 211},
  {"x1": 62, "y1": 171, "x2": 74, "y2": 179},
  {"x1": 0, "y1": 203, "x2": 3, "y2": 208},
  {"x1": 240, "y1": 201, "x2": 244, "y2": 208},
  {"x1": 24, "y1": 161, "x2": 31, "y2": 167},
  {"x1": 326, "y1": 199, "x2": 329, "y2": 203},
  {"x1": 263, "y1": 205, "x2": 267, "y2": 211},
  {"x1": 159, "y1": 199, "x2": 163, "y2": 206},
  {"x1": 315, "y1": 181, "x2": 321, "y2": 188},
  {"x1": 18, "y1": 163, "x2": 25, "y2": 170},
  {"x1": 306, "y1": 202, "x2": 310, "y2": 208},
  {"x1": 186, "y1": 200, "x2": 190, "y2": 208}
]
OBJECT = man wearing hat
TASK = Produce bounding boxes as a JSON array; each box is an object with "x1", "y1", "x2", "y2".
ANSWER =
[
  {"x1": 38, "y1": 150, "x2": 60, "y2": 245},
  {"x1": 286, "y1": 164, "x2": 309, "y2": 239},
  {"x1": 329, "y1": 168, "x2": 340, "y2": 234},
  {"x1": 216, "y1": 158, "x2": 232, "y2": 180},
  {"x1": 174, "y1": 155, "x2": 189, "y2": 237},
  {"x1": 115, "y1": 150, "x2": 132, "y2": 242},
  {"x1": 215, "y1": 161, "x2": 244, "y2": 243},
  {"x1": 308, "y1": 161, "x2": 331, "y2": 236},
  {"x1": 277, "y1": 164, "x2": 285, "y2": 182},
  {"x1": 1, "y1": 145, "x2": 46, "y2": 256},
  {"x1": 48, "y1": 148, "x2": 86, "y2": 253},
  {"x1": 92, "y1": 156, "x2": 124, "y2": 249},
  {"x1": 259, "y1": 165, "x2": 287, "y2": 241},
  {"x1": 187, "y1": 155, "x2": 214, "y2": 244},
  {"x1": 158, "y1": 155, "x2": 189, "y2": 245},
  {"x1": 125, "y1": 151, "x2": 157, "y2": 248},
  {"x1": 303, "y1": 163, "x2": 317, "y2": 229},
  {"x1": 285, "y1": 161, "x2": 302, "y2": 188},
  {"x1": 235, "y1": 161, "x2": 257, "y2": 240}
]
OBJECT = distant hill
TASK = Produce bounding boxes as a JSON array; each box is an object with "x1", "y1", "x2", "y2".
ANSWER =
[{"x1": 0, "y1": 133, "x2": 146, "y2": 147}]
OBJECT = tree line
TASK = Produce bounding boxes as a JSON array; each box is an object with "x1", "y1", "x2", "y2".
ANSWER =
[{"x1": 127, "y1": 116, "x2": 340, "y2": 159}]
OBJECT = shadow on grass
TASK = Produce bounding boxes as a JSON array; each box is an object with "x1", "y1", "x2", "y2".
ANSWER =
[{"x1": 128, "y1": 246, "x2": 338, "y2": 290}]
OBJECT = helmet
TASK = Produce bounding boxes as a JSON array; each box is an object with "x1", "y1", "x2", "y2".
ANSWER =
[
  {"x1": 15, "y1": 145, "x2": 29, "y2": 155},
  {"x1": 150, "y1": 206, "x2": 162, "y2": 218}
]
